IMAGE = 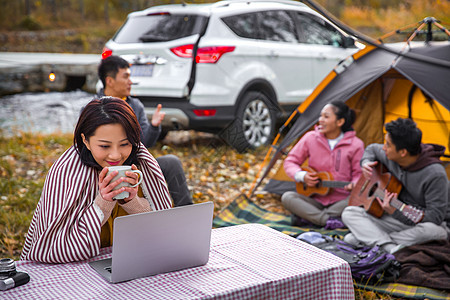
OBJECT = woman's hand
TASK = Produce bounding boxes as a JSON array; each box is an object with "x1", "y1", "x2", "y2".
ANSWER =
[
  {"x1": 121, "y1": 164, "x2": 141, "y2": 202},
  {"x1": 304, "y1": 171, "x2": 319, "y2": 187},
  {"x1": 98, "y1": 167, "x2": 128, "y2": 201},
  {"x1": 98, "y1": 164, "x2": 141, "y2": 202}
]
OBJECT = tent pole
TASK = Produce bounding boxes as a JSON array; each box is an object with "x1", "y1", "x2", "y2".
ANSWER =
[
  {"x1": 246, "y1": 108, "x2": 302, "y2": 197},
  {"x1": 246, "y1": 57, "x2": 341, "y2": 197},
  {"x1": 433, "y1": 21, "x2": 450, "y2": 37},
  {"x1": 377, "y1": 22, "x2": 419, "y2": 42}
]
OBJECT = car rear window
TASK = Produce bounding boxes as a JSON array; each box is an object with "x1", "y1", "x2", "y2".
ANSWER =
[{"x1": 113, "y1": 13, "x2": 207, "y2": 43}]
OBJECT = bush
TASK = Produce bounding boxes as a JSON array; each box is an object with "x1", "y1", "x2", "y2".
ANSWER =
[{"x1": 16, "y1": 16, "x2": 42, "y2": 31}]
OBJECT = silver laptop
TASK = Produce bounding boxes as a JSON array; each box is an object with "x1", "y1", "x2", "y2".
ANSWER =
[{"x1": 88, "y1": 201, "x2": 214, "y2": 283}]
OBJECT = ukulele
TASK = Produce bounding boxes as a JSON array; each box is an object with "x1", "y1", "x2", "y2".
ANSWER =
[
  {"x1": 349, "y1": 163, "x2": 424, "y2": 224},
  {"x1": 295, "y1": 166, "x2": 351, "y2": 197}
]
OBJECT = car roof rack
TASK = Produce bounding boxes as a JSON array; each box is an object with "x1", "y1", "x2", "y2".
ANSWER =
[{"x1": 209, "y1": 0, "x2": 308, "y2": 9}]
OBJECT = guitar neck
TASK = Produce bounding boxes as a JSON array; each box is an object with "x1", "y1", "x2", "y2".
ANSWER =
[
  {"x1": 321, "y1": 181, "x2": 350, "y2": 189},
  {"x1": 373, "y1": 189, "x2": 403, "y2": 210},
  {"x1": 373, "y1": 189, "x2": 424, "y2": 223}
]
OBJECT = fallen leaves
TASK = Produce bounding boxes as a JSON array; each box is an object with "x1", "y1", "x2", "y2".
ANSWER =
[{"x1": 154, "y1": 131, "x2": 288, "y2": 216}]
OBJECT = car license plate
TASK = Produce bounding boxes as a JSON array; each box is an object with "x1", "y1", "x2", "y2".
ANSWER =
[{"x1": 130, "y1": 64, "x2": 154, "y2": 77}]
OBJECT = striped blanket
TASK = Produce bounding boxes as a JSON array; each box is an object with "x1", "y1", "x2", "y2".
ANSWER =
[{"x1": 213, "y1": 195, "x2": 450, "y2": 300}]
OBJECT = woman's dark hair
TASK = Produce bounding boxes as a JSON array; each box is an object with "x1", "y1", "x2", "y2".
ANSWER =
[
  {"x1": 385, "y1": 118, "x2": 422, "y2": 155},
  {"x1": 74, "y1": 97, "x2": 141, "y2": 169},
  {"x1": 329, "y1": 100, "x2": 356, "y2": 132}
]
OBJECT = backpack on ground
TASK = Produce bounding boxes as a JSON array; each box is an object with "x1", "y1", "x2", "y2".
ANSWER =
[{"x1": 297, "y1": 232, "x2": 400, "y2": 284}]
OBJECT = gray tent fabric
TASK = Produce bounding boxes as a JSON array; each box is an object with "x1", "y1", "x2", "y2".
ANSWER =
[
  {"x1": 394, "y1": 44, "x2": 450, "y2": 109},
  {"x1": 261, "y1": 41, "x2": 450, "y2": 195},
  {"x1": 279, "y1": 42, "x2": 449, "y2": 152},
  {"x1": 278, "y1": 47, "x2": 396, "y2": 151}
]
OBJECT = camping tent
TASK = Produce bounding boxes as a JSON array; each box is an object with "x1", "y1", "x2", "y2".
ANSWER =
[{"x1": 252, "y1": 40, "x2": 450, "y2": 196}]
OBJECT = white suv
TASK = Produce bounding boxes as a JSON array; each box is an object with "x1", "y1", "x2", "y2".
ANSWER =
[{"x1": 101, "y1": 0, "x2": 359, "y2": 151}]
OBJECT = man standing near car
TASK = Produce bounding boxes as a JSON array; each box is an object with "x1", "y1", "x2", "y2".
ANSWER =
[{"x1": 97, "y1": 55, "x2": 192, "y2": 207}]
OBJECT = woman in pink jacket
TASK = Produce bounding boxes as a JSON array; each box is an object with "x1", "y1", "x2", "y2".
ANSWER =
[{"x1": 282, "y1": 101, "x2": 364, "y2": 229}]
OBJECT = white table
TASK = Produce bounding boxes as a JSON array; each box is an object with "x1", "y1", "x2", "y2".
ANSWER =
[{"x1": 2, "y1": 224, "x2": 354, "y2": 299}]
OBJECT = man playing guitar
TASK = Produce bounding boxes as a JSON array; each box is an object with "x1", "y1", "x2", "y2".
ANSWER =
[{"x1": 342, "y1": 118, "x2": 449, "y2": 254}]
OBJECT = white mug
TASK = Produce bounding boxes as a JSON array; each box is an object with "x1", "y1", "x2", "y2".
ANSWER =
[{"x1": 107, "y1": 166, "x2": 143, "y2": 200}]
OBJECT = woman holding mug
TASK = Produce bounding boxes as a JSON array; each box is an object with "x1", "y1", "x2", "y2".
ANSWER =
[
  {"x1": 282, "y1": 101, "x2": 364, "y2": 229},
  {"x1": 21, "y1": 97, "x2": 172, "y2": 263}
]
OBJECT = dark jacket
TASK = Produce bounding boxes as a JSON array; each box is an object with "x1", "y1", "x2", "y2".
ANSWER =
[{"x1": 361, "y1": 143, "x2": 449, "y2": 225}]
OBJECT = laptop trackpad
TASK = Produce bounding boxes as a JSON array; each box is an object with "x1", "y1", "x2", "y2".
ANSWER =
[{"x1": 89, "y1": 258, "x2": 113, "y2": 282}]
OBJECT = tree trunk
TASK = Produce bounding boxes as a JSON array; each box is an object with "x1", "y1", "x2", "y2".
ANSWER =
[
  {"x1": 104, "y1": 0, "x2": 110, "y2": 25},
  {"x1": 79, "y1": 0, "x2": 85, "y2": 20},
  {"x1": 49, "y1": 0, "x2": 58, "y2": 20},
  {"x1": 25, "y1": 0, "x2": 31, "y2": 16}
]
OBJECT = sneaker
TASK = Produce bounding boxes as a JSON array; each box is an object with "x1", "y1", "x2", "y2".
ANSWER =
[
  {"x1": 343, "y1": 233, "x2": 364, "y2": 247},
  {"x1": 324, "y1": 217, "x2": 346, "y2": 230},
  {"x1": 296, "y1": 232, "x2": 326, "y2": 244}
]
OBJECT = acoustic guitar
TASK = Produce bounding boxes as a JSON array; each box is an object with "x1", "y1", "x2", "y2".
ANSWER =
[
  {"x1": 349, "y1": 163, "x2": 424, "y2": 224},
  {"x1": 295, "y1": 166, "x2": 350, "y2": 197}
]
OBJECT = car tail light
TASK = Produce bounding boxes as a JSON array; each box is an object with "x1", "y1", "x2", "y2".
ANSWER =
[
  {"x1": 193, "y1": 109, "x2": 217, "y2": 116},
  {"x1": 170, "y1": 45, "x2": 235, "y2": 63},
  {"x1": 102, "y1": 47, "x2": 113, "y2": 59},
  {"x1": 197, "y1": 46, "x2": 235, "y2": 63},
  {"x1": 170, "y1": 44, "x2": 194, "y2": 58}
]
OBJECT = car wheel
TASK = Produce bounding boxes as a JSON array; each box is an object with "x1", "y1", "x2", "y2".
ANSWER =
[{"x1": 221, "y1": 91, "x2": 277, "y2": 152}]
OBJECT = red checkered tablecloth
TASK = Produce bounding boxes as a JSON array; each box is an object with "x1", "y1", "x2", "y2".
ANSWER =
[{"x1": 2, "y1": 224, "x2": 354, "y2": 299}]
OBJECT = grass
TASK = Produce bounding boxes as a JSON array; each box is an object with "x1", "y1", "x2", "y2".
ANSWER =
[
  {"x1": 0, "y1": 131, "x2": 73, "y2": 258},
  {"x1": 0, "y1": 130, "x2": 273, "y2": 260}
]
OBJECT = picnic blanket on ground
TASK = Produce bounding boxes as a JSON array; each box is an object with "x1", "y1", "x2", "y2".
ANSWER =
[
  {"x1": 212, "y1": 193, "x2": 348, "y2": 238},
  {"x1": 213, "y1": 194, "x2": 450, "y2": 300}
]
